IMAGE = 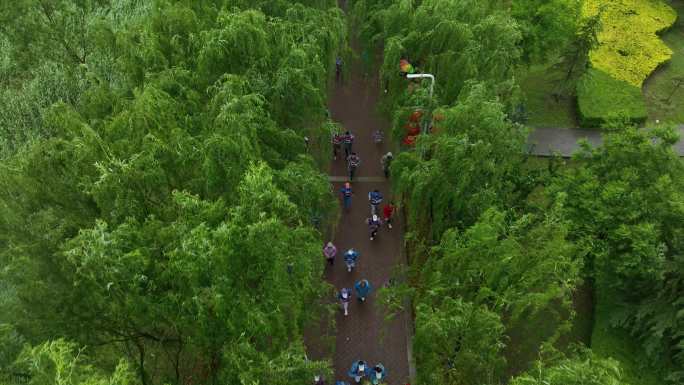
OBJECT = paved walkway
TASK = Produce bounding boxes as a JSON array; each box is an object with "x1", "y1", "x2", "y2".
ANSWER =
[
  {"x1": 528, "y1": 126, "x2": 684, "y2": 157},
  {"x1": 305, "y1": 38, "x2": 411, "y2": 385}
]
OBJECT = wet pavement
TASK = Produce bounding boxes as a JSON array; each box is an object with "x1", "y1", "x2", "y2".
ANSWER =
[
  {"x1": 528, "y1": 126, "x2": 684, "y2": 157},
  {"x1": 305, "y1": 45, "x2": 411, "y2": 385}
]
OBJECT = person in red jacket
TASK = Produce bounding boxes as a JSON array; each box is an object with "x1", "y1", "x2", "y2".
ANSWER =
[{"x1": 383, "y1": 201, "x2": 395, "y2": 229}]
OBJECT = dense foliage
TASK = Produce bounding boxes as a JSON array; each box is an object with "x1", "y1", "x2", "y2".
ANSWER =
[
  {"x1": 354, "y1": 0, "x2": 683, "y2": 383},
  {"x1": 2, "y1": 0, "x2": 682, "y2": 384},
  {"x1": 0, "y1": 0, "x2": 345, "y2": 384},
  {"x1": 510, "y1": 350, "x2": 623, "y2": 385},
  {"x1": 549, "y1": 125, "x2": 684, "y2": 382}
]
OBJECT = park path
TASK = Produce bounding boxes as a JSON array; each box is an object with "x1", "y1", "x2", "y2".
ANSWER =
[
  {"x1": 304, "y1": 24, "x2": 412, "y2": 385},
  {"x1": 528, "y1": 126, "x2": 684, "y2": 157}
]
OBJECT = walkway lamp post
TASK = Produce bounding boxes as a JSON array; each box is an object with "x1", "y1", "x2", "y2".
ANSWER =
[{"x1": 406, "y1": 73, "x2": 436, "y2": 137}]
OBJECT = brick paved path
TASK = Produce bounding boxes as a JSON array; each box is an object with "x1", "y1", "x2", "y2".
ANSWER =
[{"x1": 305, "y1": 38, "x2": 411, "y2": 385}]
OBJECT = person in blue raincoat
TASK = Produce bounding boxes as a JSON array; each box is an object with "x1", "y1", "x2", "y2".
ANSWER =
[
  {"x1": 348, "y1": 360, "x2": 368, "y2": 383},
  {"x1": 344, "y1": 248, "x2": 359, "y2": 272},
  {"x1": 368, "y1": 189, "x2": 383, "y2": 215},
  {"x1": 340, "y1": 182, "x2": 353, "y2": 211},
  {"x1": 354, "y1": 279, "x2": 372, "y2": 302},
  {"x1": 370, "y1": 363, "x2": 386, "y2": 385}
]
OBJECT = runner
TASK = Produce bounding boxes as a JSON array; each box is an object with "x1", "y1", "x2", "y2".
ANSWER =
[
  {"x1": 370, "y1": 364, "x2": 386, "y2": 385},
  {"x1": 368, "y1": 189, "x2": 383, "y2": 215},
  {"x1": 338, "y1": 287, "x2": 352, "y2": 316},
  {"x1": 343, "y1": 130, "x2": 355, "y2": 157},
  {"x1": 344, "y1": 248, "x2": 359, "y2": 272},
  {"x1": 354, "y1": 279, "x2": 372, "y2": 302},
  {"x1": 332, "y1": 132, "x2": 342, "y2": 160},
  {"x1": 383, "y1": 201, "x2": 395, "y2": 229},
  {"x1": 323, "y1": 241, "x2": 337, "y2": 265},
  {"x1": 339, "y1": 182, "x2": 353, "y2": 211},
  {"x1": 348, "y1": 360, "x2": 368, "y2": 383},
  {"x1": 336, "y1": 56, "x2": 343, "y2": 83},
  {"x1": 381, "y1": 152, "x2": 393, "y2": 178},
  {"x1": 372, "y1": 129, "x2": 383, "y2": 145},
  {"x1": 347, "y1": 153, "x2": 361, "y2": 181},
  {"x1": 366, "y1": 214, "x2": 382, "y2": 241}
]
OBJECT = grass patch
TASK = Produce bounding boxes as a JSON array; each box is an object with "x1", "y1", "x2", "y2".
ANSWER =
[
  {"x1": 644, "y1": 0, "x2": 684, "y2": 124},
  {"x1": 592, "y1": 281, "x2": 665, "y2": 385},
  {"x1": 584, "y1": 0, "x2": 677, "y2": 87},
  {"x1": 577, "y1": 68, "x2": 647, "y2": 127},
  {"x1": 519, "y1": 64, "x2": 578, "y2": 128},
  {"x1": 503, "y1": 284, "x2": 594, "y2": 380}
]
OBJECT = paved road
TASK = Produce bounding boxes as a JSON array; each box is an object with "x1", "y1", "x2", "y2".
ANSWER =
[
  {"x1": 528, "y1": 126, "x2": 684, "y2": 157},
  {"x1": 305, "y1": 40, "x2": 411, "y2": 385}
]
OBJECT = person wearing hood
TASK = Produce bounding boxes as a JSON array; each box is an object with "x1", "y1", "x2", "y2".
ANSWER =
[
  {"x1": 323, "y1": 241, "x2": 337, "y2": 266},
  {"x1": 348, "y1": 360, "x2": 368, "y2": 383},
  {"x1": 370, "y1": 363, "x2": 386, "y2": 385},
  {"x1": 354, "y1": 279, "x2": 372, "y2": 302}
]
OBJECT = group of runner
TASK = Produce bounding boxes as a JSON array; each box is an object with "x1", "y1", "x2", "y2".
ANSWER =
[
  {"x1": 332, "y1": 129, "x2": 393, "y2": 181},
  {"x1": 315, "y1": 360, "x2": 386, "y2": 385},
  {"x1": 317, "y1": 62, "x2": 398, "y2": 384}
]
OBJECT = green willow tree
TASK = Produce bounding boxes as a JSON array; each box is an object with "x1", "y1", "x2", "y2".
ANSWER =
[
  {"x1": 354, "y1": 0, "x2": 522, "y2": 106},
  {"x1": 354, "y1": 1, "x2": 592, "y2": 383},
  {"x1": 549, "y1": 125, "x2": 684, "y2": 381},
  {"x1": 0, "y1": 0, "x2": 345, "y2": 383},
  {"x1": 510, "y1": 0, "x2": 581, "y2": 63},
  {"x1": 392, "y1": 82, "x2": 529, "y2": 240},
  {"x1": 414, "y1": 298, "x2": 506, "y2": 385},
  {"x1": 511, "y1": 350, "x2": 623, "y2": 385},
  {"x1": 6, "y1": 339, "x2": 137, "y2": 385}
]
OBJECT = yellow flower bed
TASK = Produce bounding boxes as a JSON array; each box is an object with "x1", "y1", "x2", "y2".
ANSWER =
[{"x1": 584, "y1": 0, "x2": 677, "y2": 86}]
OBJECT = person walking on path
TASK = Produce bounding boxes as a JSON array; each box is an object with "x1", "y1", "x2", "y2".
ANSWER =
[
  {"x1": 372, "y1": 129, "x2": 383, "y2": 145},
  {"x1": 343, "y1": 130, "x2": 355, "y2": 157},
  {"x1": 383, "y1": 201, "x2": 395, "y2": 229},
  {"x1": 332, "y1": 132, "x2": 342, "y2": 160},
  {"x1": 381, "y1": 152, "x2": 393, "y2": 178},
  {"x1": 338, "y1": 287, "x2": 352, "y2": 316},
  {"x1": 336, "y1": 56, "x2": 343, "y2": 83},
  {"x1": 347, "y1": 152, "x2": 360, "y2": 181},
  {"x1": 344, "y1": 248, "x2": 359, "y2": 272},
  {"x1": 370, "y1": 364, "x2": 386, "y2": 385},
  {"x1": 323, "y1": 241, "x2": 337, "y2": 265},
  {"x1": 366, "y1": 214, "x2": 382, "y2": 241},
  {"x1": 339, "y1": 182, "x2": 353, "y2": 211},
  {"x1": 354, "y1": 279, "x2": 372, "y2": 302},
  {"x1": 368, "y1": 189, "x2": 383, "y2": 215},
  {"x1": 348, "y1": 360, "x2": 368, "y2": 383}
]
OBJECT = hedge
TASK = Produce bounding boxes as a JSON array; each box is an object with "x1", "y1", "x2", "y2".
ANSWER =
[
  {"x1": 583, "y1": 0, "x2": 677, "y2": 86},
  {"x1": 577, "y1": 68, "x2": 647, "y2": 128}
]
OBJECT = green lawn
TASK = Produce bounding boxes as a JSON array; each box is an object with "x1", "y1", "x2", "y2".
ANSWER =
[
  {"x1": 520, "y1": 64, "x2": 578, "y2": 128},
  {"x1": 643, "y1": 0, "x2": 684, "y2": 125}
]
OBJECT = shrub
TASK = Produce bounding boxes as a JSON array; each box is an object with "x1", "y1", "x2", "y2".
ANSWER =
[
  {"x1": 576, "y1": 68, "x2": 647, "y2": 127},
  {"x1": 583, "y1": 0, "x2": 677, "y2": 86}
]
